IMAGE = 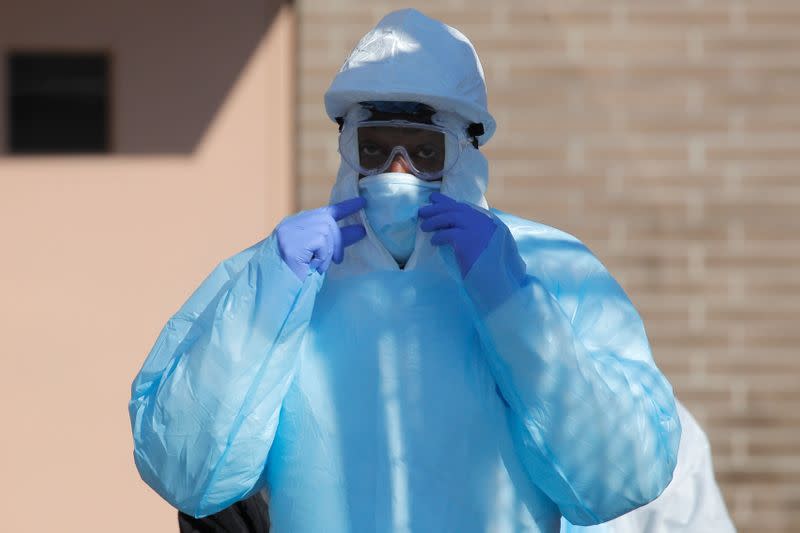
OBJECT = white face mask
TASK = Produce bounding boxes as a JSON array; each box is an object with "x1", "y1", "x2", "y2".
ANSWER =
[{"x1": 358, "y1": 172, "x2": 441, "y2": 265}]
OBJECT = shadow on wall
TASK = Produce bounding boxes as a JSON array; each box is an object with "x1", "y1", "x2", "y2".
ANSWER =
[{"x1": 0, "y1": 0, "x2": 284, "y2": 154}]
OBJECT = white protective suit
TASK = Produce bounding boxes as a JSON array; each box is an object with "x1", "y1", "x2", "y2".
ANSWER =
[
  {"x1": 130, "y1": 9, "x2": 681, "y2": 532},
  {"x1": 561, "y1": 402, "x2": 736, "y2": 533}
]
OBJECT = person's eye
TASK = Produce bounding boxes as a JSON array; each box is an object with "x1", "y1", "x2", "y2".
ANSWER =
[
  {"x1": 415, "y1": 145, "x2": 439, "y2": 159},
  {"x1": 360, "y1": 143, "x2": 383, "y2": 157}
]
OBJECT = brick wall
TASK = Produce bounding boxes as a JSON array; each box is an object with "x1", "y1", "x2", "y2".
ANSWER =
[{"x1": 297, "y1": 2, "x2": 800, "y2": 531}]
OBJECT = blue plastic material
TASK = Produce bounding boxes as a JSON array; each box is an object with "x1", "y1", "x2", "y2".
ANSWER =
[
  {"x1": 559, "y1": 401, "x2": 735, "y2": 533},
  {"x1": 129, "y1": 209, "x2": 680, "y2": 531},
  {"x1": 275, "y1": 197, "x2": 366, "y2": 280},
  {"x1": 419, "y1": 191, "x2": 523, "y2": 282}
]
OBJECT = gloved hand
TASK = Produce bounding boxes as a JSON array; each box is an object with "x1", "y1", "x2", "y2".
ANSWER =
[
  {"x1": 420, "y1": 192, "x2": 527, "y2": 312},
  {"x1": 275, "y1": 197, "x2": 367, "y2": 280},
  {"x1": 418, "y1": 192, "x2": 499, "y2": 278}
]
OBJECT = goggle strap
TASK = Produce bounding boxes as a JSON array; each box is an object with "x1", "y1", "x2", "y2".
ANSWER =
[{"x1": 467, "y1": 122, "x2": 484, "y2": 148}]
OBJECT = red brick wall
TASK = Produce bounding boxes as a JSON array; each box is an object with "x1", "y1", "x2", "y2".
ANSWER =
[{"x1": 298, "y1": 2, "x2": 800, "y2": 531}]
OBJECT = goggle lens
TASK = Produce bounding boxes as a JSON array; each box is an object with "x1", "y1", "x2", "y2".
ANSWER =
[
  {"x1": 338, "y1": 119, "x2": 467, "y2": 180},
  {"x1": 357, "y1": 126, "x2": 446, "y2": 174}
]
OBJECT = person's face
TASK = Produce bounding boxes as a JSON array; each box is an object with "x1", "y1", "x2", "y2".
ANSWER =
[{"x1": 357, "y1": 125, "x2": 446, "y2": 180}]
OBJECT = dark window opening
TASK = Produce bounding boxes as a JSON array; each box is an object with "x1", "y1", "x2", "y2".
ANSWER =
[{"x1": 7, "y1": 52, "x2": 109, "y2": 154}]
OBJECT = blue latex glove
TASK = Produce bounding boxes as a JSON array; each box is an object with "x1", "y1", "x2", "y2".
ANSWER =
[
  {"x1": 275, "y1": 197, "x2": 367, "y2": 280},
  {"x1": 418, "y1": 192, "x2": 499, "y2": 277}
]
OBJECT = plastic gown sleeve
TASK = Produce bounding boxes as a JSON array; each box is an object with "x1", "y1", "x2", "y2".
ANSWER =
[
  {"x1": 463, "y1": 216, "x2": 681, "y2": 526},
  {"x1": 560, "y1": 403, "x2": 735, "y2": 533},
  {"x1": 129, "y1": 236, "x2": 321, "y2": 518}
]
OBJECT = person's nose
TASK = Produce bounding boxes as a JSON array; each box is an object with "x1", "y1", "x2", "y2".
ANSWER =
[{"x1": 388, "y1": 152, "x2": 412, "y2": 174}]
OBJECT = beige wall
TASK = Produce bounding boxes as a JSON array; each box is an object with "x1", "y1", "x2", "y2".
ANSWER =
[
  {"x1": 0, "y1": 1, "x2": 294, "y2": 531},
  {"x1": 298, "y1": 2, "x2": 800, "y2": 532}
]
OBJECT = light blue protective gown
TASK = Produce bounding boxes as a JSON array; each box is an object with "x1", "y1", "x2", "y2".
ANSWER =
[{"x1": 130, "y1": 209, "x2": 681, "y2": 532}]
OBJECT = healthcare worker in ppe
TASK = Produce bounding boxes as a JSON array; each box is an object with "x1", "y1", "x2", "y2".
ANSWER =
[
  {"x1": 130, "y1": 9, "x2": 682, "y2": 532},
  {"x1": 561, "y1": 401, "x2": 736, "y2": 533}
]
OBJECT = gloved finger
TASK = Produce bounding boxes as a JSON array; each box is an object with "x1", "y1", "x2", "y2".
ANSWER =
[
  {"x1": 429, "y1": 191, "x2": 459, "y2": 205},
  {"x1": 306, "y1": 232, "x2": 331, "y2": 273},
  {"x1": 306, "y1": 232, "x2": 327, "y2": 256},
  {"x1": 420, "y1": 211, "x2": 465, "y2": 232},
  {"x1": 418, "y1": 201, "x2": 460, "y2": 219},
  {"x1": 327, "y1": 217, "x2": 344, "y2": 264},
  {"x1": 318, "y1": 225, "x2": 335, "y2": 273},
  {"x1": 340, "y1": 224, "x2": 367, "y2": 249},
  {"x1": 309, "y1": 256, "x2": 323, "y2": 271},
  {"x1": 327, "y1": 197, "x2": 366, "y2": 221},
  {"x1": 430, "y1": 228, "x2": 465, "y2": 247}
]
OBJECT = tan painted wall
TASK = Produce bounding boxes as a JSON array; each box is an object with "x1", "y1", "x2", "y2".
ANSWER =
[{"x1": 0, "y1": 1, "x2": 294, "y2": 531}]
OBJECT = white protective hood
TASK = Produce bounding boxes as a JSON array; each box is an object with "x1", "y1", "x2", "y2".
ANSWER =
[
  {"x1": 325, "y1": 8, "x2": 496, "y2": 144},
  {"x1": 325, "y1": 9, "x2": 496, "y2": 276}
]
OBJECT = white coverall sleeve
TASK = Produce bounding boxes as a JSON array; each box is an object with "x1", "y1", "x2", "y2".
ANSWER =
[
  {"x1": 463, "y1": 221, "x2": 681, "y2": 526},
  {"x1": 129, "y1": 236, "x2": 321, "y2": 518}
]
